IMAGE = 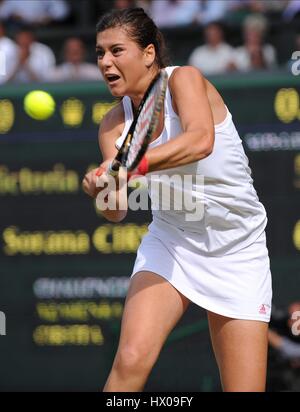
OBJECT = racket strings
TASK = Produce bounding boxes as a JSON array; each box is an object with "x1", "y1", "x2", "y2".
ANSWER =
[
  {"x1": 124, "y1": 71, "x2": 168, "y2": 170},
  {"x1": 126, "y1": 88, "x2": 158, "y2": 166}
]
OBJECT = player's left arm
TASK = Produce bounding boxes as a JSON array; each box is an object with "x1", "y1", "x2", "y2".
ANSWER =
[{"x1": 146, "y1": 66, "x2": 215, "y2": 172}]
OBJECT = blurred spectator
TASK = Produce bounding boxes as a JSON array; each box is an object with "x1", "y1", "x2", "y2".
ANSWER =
[
  {"x1": 150, "y1": 0, "x2": 200, "y2": 28},
  {"x1": 268, "y1": 302, "x2": 300, "y2": 391},
  {"x1": 113, "y1": 0, "x2": 136, "y2": 9},
  {"x1": 227, "y1": 1, "x2": 289, "y2": 23},
  {"x1": 256, "y1": 0, "x2": 289, "y2": 14},
  {"x1": 136, "y1": 0, "x2": 153, "y2": 14},
  {"x1": 188, "y1": 22, "x2": 235, "y2": 76},
  {"x1": 233, "y1": 14, "x2": 277, "y2": 71},
  {"x1": 226, "y1": 0, "x2": 257, "y2": 25},
  {"x1": 0, "y1": 0, "x2": 70, "y2": 28},
  {"x1": 227, "y1": 1, "x2": 253, "y2": 11},
  {"x1": 283, "y1": 0, "x2": 300, "y2": 21},
  {"x1": 7, "y1": 27, "x2": 56, "y2": 83},
  {"x1": 197, "y1": 0, "x2": 230, "y2": 25},
  {"x1": 49, "y1": 37, "x2": 102, "y2": 82},
  {"x1": 228, "y1": 0, "x2": 254, "y2": 10},
  {"x1": 0, "y1": 19, "x2": 18, "y2": 83},
  {"x1": 287, "y1": 32, "x2": 300, "y2": 72}
]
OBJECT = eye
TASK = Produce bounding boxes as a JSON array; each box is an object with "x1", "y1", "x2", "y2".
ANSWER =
[
  {"x1": 96, "y1": 49, "x2": 104, "y2": 59},
  {"x1": 112, "y1": 47, "x2": 123, "y2": 56}
]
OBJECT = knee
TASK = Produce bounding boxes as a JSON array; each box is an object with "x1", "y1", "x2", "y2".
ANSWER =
[{"x1": 114, "y1": 344, "x2": 156, "y2": 376}]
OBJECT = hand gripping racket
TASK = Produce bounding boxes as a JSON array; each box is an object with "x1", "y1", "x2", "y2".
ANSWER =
[{"x1": 108, "y1": 69, "x2": 168, "y2": 175}]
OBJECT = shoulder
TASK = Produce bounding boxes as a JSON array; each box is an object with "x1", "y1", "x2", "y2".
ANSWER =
[
  {"x1": 33, "y1": 42, "x2": 56, "y2": 59},
  {"x1": 234, "y1": 46, "x2": 247, "y2": 56},
  {"x1": 221, "y1": 43, "x2": 234, "y2": 52},
  {"x1": 167, "y1": 66, "x2": 211, "y2": 117},
  {"x1": 33, "y1": 41, "x2": 53, "y2": 52},
  {"x1": 82, "y1": 62, "x2": 100, "y2": 70},
  {"x1": 189, "y1": 45, "x2": 207, "y2": 56},
  {"x1": 80, "y1": 63, "x2": 102, "y2": 79},
  {"x1": 168, "y1": 66, "x2": 206, "y2": 92},
  {"x1": 263, "y1": 44, "x2": 276, "y2": 55},
  {"x1": 0, "y1": 36, "x2": 17, "y2": 52}
]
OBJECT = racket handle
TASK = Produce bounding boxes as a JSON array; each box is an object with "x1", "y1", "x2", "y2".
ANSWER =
[{"x1": 108, "y1": 159, "x2": 122, "y2": 176}]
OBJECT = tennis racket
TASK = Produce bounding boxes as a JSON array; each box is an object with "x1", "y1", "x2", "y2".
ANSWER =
[{"x1": 108, "y1": 69, "x2": 168, "y2": 175}]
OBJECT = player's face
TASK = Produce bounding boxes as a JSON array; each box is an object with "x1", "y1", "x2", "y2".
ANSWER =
[{"x1": 96, "y1": 27, "x2": 152, "y2": 97}]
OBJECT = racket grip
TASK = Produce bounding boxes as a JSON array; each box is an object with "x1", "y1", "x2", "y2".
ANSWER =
[{"x1": 108, "y1": 160, "x2": 122, "y2": 176}]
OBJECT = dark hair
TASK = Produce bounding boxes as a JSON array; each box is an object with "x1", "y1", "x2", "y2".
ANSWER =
[
  {"x1": 204, "y1": 21, "x2": 225, "y2": 32},
  {"x1": 96, "y1": 8, "x2": 170, "y2": 68},
  {"x1": 15, "y1": 24, "x2": 36, "y2": 36}
]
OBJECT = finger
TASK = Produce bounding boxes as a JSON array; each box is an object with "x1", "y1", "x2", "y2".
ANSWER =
[
  {"x1": 82, "y1": 177, "x2": 88, "y2": 191},
  {"x1": 95, "y1": 171, "x2": 110, "y2": 189},
  {"x1": 96, "y1": 166, "x2": 105, "y2": 176}
]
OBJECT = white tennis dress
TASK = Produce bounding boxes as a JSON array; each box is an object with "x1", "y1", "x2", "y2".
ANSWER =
[{"x1": 115, "y1": 66, "x2": 272, "y2": 322}]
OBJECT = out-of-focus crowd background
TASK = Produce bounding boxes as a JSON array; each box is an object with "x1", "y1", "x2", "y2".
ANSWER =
[{"x1": 1, "y1": 0, "x2": 300, "y2": 84}]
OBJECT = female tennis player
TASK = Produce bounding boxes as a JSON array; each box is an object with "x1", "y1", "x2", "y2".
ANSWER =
[{"x1": 82, "y1": 7, "x2": 272, "y2": 392}]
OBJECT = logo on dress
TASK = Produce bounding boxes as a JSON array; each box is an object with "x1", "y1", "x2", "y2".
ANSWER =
[{"x1": 259, "y1": 304, "x2": 267, "y2": 315}]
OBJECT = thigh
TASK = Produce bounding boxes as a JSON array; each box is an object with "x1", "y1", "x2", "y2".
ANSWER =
[
  {"x1": 207, "y1": 311, "x2": 269, "y2": 392},
  {"x1": 117, "y1": 271, "x2": 190, "y2": 359}
]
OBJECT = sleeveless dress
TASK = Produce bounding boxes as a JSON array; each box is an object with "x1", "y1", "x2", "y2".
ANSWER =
[{"x1": 115, "y1": 66, "x2": 272, "y2": 322}]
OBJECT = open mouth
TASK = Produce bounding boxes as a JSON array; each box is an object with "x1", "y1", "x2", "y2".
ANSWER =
[{"x1": 106, "y1": 74, "x2": 121, "y2": 84}]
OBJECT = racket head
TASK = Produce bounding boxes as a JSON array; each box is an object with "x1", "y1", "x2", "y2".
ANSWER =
[{"x1": 120, "y1": 70, "x2": 168, "y2": 171}]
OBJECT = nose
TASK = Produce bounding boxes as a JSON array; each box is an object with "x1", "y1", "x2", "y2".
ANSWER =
[{"x1": 100, "y1": 51, "x2": 113, "y2": 70}]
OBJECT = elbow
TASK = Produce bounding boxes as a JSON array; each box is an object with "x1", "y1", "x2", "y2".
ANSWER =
[
  {"x1": 202, "y1": 143, "x2": 214, "y2": 159},
  {"x1": 110, "y1": 214, "x2": 127, "y2": 223},
  {"x1": 104, "y1": 210, "x2": 128, "y2": 223},
  {"x1": 195, "y1": 131, "x2": 215, "y2": 160}
]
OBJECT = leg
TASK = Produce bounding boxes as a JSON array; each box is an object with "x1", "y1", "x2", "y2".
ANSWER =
[
  {"x1": 207, "y1": 311, "x2": 269, "y2": 392},
  {"x1": 103, "y1": 271, "x2": 190, "y2": 392}
]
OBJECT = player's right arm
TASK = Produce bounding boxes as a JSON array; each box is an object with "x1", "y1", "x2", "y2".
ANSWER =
[{"x1": 82, "y1": 102, "x2": 128, "y2": 222}]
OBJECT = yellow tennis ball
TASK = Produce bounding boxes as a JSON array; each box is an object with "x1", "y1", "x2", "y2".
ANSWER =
[{"x1": 24, "y1": 90, "x2": 55, "y2": 120}]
